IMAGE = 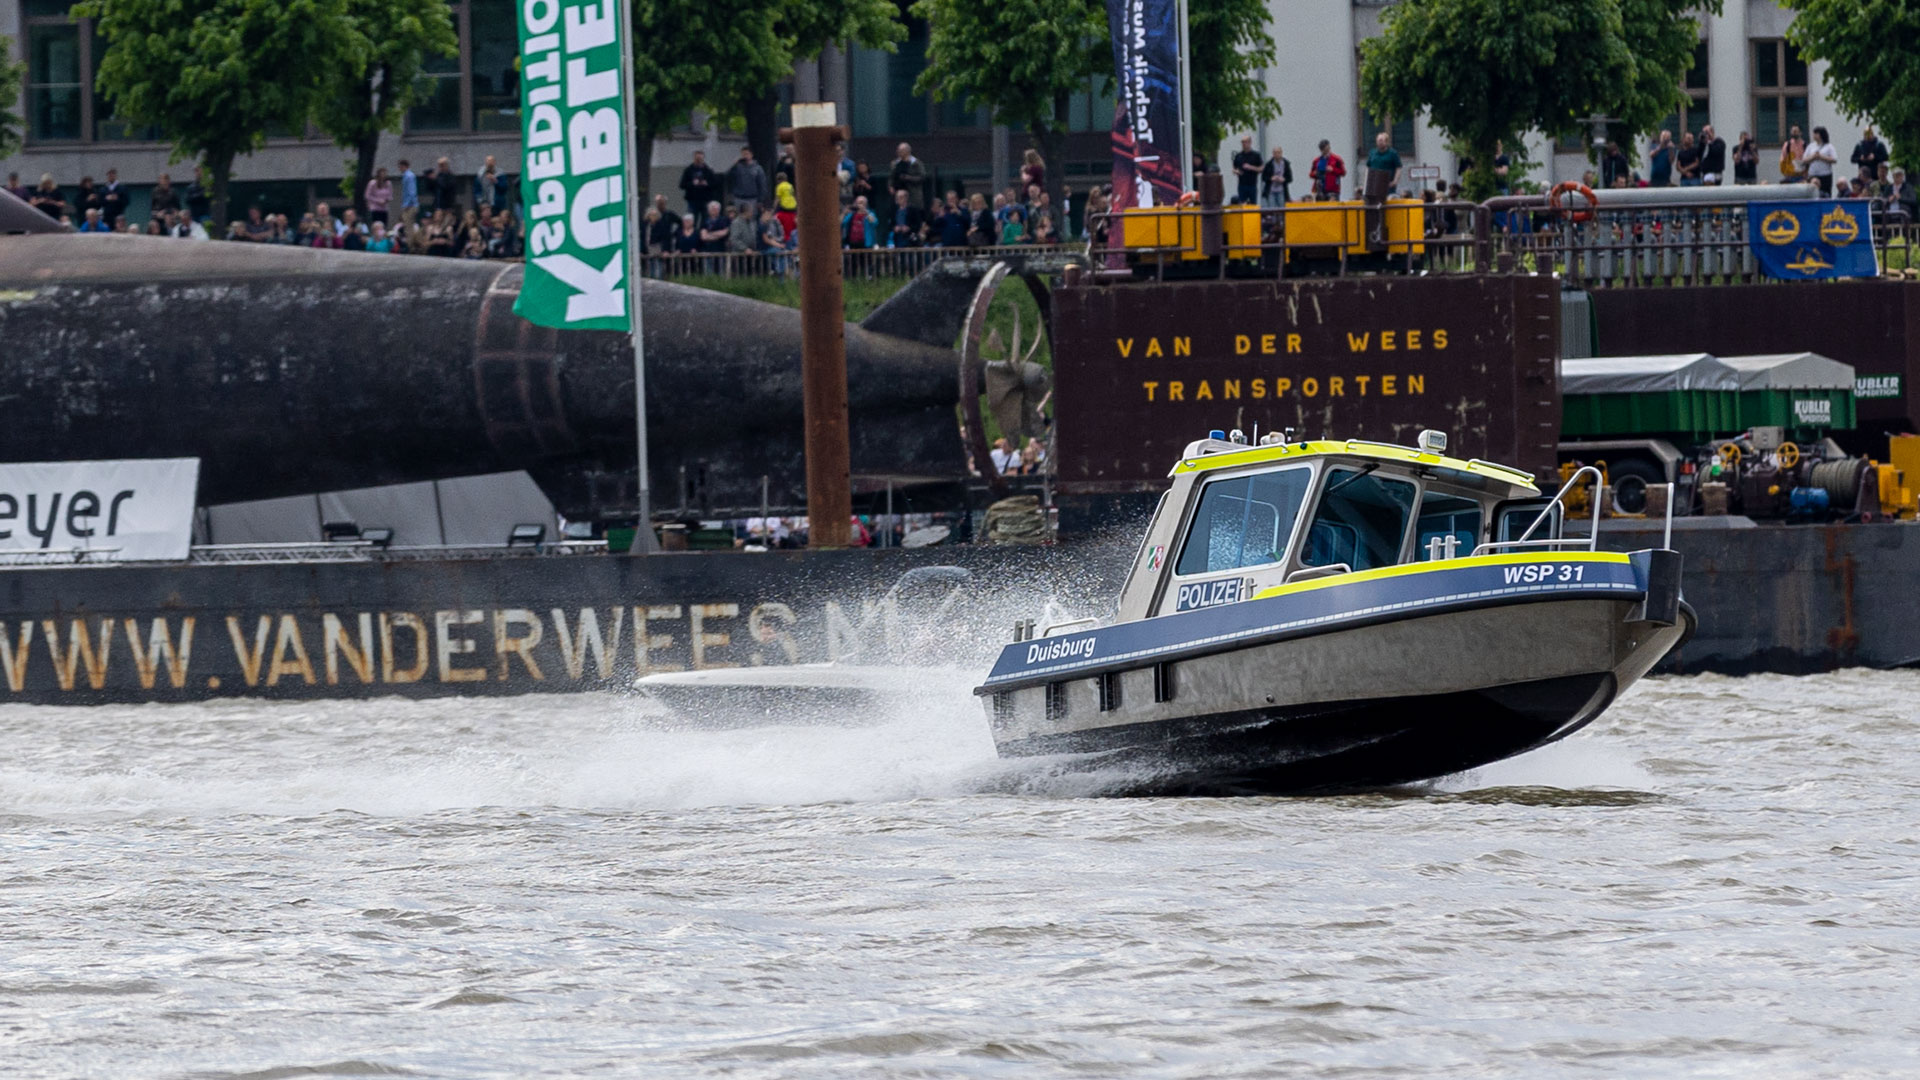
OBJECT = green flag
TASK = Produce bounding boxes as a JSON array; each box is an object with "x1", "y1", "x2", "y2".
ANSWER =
[{"x1": 513, "y1": 0, "x2": 632, "y2": 331}]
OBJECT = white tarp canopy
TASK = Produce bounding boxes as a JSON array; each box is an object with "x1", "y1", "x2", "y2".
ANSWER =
[
  {"x1": 1560, "y1": 354, "x2": 1740, "y2": 395},
  {"x1": 199, "y1": 471, "x2": 557, "y2": 546},
  {"x1": 1718, "y1": 353, "x2": 1857, "y2": 391}
]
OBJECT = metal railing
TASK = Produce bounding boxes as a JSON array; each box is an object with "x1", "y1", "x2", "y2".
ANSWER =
[
  {"x1": 1078, "y1": 189, "x2": 1918, "y2": 287},
  {"x1": 1474, "y1": 466, "x2": 1605, "y2": 557},
  {"x1": 1479, "y1": 189, "x2": 1920, "y2": 288},
  {"x1": 0, "y1": 547, "x2": 124, "y2": 567},
  {"x1": 181, "y1": 540, "x2": 611, "y2": 566},
  {"x1": 637, "y1": 242, "x2": 1077, "y2": 282}
]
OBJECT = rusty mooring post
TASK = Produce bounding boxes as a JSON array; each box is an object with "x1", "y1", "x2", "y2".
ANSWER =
[{"x1": 789, "y1": 103, "x2": 852, "y2": 548}]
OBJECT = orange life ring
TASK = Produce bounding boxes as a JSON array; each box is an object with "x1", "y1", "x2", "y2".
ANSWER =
[
  {"x1": 1548, "y1": 180, "x2": 1597, "y2": 223},
  {"x1": 1176, "y1": 191, "x2": 1200, "y2": 207}
]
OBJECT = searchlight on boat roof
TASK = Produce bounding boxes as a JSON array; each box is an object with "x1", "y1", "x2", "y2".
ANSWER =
[{"x1": 1418, "y1": 429, "x2": 1449, "y2": 454}]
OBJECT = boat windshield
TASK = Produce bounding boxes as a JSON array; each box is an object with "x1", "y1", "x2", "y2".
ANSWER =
[
  {"x1": 1415, "y1": 493, "x2": 1481, "y2": 560},
  {"x1": 1303, "y1": 467, "x2": 1418, "y2": 570},
  {"x1": 1175, "y1": 467, "x2": 1312, "y2": 576}
]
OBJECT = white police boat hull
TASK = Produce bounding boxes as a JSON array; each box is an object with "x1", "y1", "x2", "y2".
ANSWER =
[{"x1": 976, "y1": 550, "x2": 1690, "y2": 795}]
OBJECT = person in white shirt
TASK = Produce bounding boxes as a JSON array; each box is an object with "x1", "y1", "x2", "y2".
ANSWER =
[
  {"x1": 1800, "y1": 126, "x2": 1838, "y2": 197},
  {"x1": 989, "y1": 437, "x2": 1016, "y2": 474}
]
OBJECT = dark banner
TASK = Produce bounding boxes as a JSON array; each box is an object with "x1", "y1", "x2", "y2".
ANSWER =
[
  {"x1": 1107, "y1": 0, "x2": 1184, "y2": 210},
  {"x1": 1747, "y1": 200, "x2": 1876, "y2": 280}
]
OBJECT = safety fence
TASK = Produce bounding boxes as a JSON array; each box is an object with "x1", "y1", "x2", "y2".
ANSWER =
[
  {"x1": 1079, "y1": 194, "x2": 1919, "y2": 288},
  {"x1": 1485, "y1": 203, "x2": 1920, "y2": 289},
  {"x1": 637, "y1": 242, "x2": 1070, "y2": 281}
]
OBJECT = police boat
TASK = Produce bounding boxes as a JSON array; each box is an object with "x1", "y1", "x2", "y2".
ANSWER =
[{"x1": 974, "y1": 429, "x2": 1692, "y2": 795}]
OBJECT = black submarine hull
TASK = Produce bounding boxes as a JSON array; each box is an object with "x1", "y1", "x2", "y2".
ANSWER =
[{"x1": 0, "y1": 234, "x2": 968, "y2": 517}]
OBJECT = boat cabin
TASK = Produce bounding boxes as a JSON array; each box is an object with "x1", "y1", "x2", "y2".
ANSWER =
[{"x1": 1115, "y1": 431, "x2": 1563, "y2": 621}]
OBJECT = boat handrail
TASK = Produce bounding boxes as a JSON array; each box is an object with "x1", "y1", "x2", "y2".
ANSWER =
[
  {"x1": 1472, "y1": 465, "x2": 1603, "y2": 558},
  {"x1": 1041, "y1": 616, "x2": 1100, "y2": 637},
  {"x1": 1473, "y1": 480, "x2": 1679, "y2": 557},
  {"x1": 1470, "y1": 538, "x2": 1592, "y2": 554},
  {"x1": 1285, "y1": 563, "x2": 1351, "y2": 583}
]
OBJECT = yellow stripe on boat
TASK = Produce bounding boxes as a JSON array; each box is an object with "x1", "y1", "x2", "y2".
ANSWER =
[
  {"x1": 1174, "y1": 439, "x2": 1539, "y2": 489},
  {"x1": 1249, "y1": 551, "x2": 1631, "y2": 602}
]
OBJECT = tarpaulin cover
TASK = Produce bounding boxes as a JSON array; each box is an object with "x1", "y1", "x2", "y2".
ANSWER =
[
  {"x1": 1561, "y1": 354, "x2": 1740, "y2": 395},
  {"x1": 1718, "y1": 353, "x2": 1857, "y2": 391},
  {"x1": 202, "y1": 472, "x2": 557, "y2": 546}
]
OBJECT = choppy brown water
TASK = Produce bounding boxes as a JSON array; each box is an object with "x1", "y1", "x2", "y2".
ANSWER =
[{"x1": 2, "y1": 670, "x2": 1917, "y2": 1077}]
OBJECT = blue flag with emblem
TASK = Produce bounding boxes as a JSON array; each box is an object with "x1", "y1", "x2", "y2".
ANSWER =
[{"x1": 1747, "y1": 200, "x2": 1876, "y2": 279}]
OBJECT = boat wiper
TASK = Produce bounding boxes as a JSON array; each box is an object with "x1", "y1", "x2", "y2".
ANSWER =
[{"x1": 1324, "y1": 463, "x2": 1379, "y2": 497}]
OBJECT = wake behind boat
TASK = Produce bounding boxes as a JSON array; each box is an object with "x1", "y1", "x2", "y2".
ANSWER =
[
  {"x1": 975, "y1": 429, "x2": 1692, "y2": 795},
  {"x1": 632, "y1": 565, "x2": 987, "y2": 728}
]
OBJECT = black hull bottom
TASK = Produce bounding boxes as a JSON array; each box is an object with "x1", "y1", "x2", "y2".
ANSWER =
[{"x1": 995, "y1": 672, "x2": 1620, "y2": 796}]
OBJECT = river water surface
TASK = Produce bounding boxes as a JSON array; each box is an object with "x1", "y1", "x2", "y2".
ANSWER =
[{"x1": 3, "y1": 670, "x2": 1918, "y2": 1078}]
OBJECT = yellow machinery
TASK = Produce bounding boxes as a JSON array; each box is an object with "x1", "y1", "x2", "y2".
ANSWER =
[
  {"x1": 1120, "y1": 200, "x2": 1426, "y2": 268},
  {"x1": 1878, "y1": 435, "x2": 1920, "y2": 520}
]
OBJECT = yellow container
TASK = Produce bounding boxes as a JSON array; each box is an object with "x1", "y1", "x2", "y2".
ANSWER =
[
  {"x1": 1222, "y1": 206, "x2": 1263, "y2": 259},
  {"x1": 1277, "y1": 200, "x2": 1428, "y2": 256},
  {"x1": 1284, "y1": 202, "x2": 1358, "y2": 248},
  {"x1": 1381, "y1": 199, "x2": 1427, "y2": 256},
  {"x1": 1120, "y1": 207, "x2": 1206, "y2": 260}
]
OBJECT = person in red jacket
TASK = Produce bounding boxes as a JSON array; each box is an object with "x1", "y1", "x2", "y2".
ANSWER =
[{"x1": 1309, "y1": 139, "x2": 1346, "y2": 201}]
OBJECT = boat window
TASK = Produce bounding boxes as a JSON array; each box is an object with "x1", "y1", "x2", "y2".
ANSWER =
[
  {"x1": 1174, "y1": 467, "x2": 1312, "y2": 576},
  {"x1": 1415, "y1": 493, "x2": 1481, "y2": 561},
  {"x1": 1302, "y1": 467, "x2": 1418, "y2": 571},
  {"x1": 1498, "y1": 498, "x2": 1563, "y2": 543}
]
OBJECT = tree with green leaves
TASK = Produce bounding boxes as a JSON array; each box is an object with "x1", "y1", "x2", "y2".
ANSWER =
[
  {"x1": 0, "y1": 35, "x2": 24, "y2": 161},
  {"x1": 1361, "y1": 0, "x2": 1718, "y2": 198},
  {"x1": 1188, "y1": 0, "x2": 1280, "y2": 159},
  {"x1": 913, "y1": 0, "x2": 1107, "y2": 210},
  {"x1": 312, "y1": 0, "x2": 458, "y2": 216},
  {"x1": 629, "y1": 0, "x2": 788, "y2": 197},
  {"x1": 628, "y1": 0, "x2": 900, "y2": 202},
  {"x1": 77, "y1": 0, "x2": 362, "y2": 228},
  {"x1": 736, "y1": 0, "x2": 902, "y2": 172},
  {"x1": 1785, "y1": 0, "x2": 1918, "y2": 170}
]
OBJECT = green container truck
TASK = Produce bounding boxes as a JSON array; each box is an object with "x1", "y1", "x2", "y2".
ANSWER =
[
  {"x1": 1560, "y1": 354, "x2": 1742, "y2": 441},
  {"x1": 1557, "y1": 352, "x2": 1860, "y2": 515},
  {"x1": 1720, "y1": 352, "x2": 1858, "y2": 436}
]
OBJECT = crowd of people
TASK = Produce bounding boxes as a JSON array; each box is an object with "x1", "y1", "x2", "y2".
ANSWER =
[
  {"x1": 1580, "y1": 123, "x2": 1915, "y2": 219},
  {"x1": 3, "y1": 155, "x2": 527, "y2": 258},
  {"x1": 649, "y1": 142, "x2": 1090, "y2": 261},
  {"x1": 9, "y1": 127, "x2": 1913, "y2": 261}
]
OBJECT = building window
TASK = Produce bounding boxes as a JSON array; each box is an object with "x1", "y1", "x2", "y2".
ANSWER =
[
  {"x1": 1356, "y1": 55, "x2": 1416, "y2": 159},
  {"x1": 1357, "y1": 109, "x2": 1415, "y2": 161},
  {"x1": 405, "y1": 0, "x2": 513, "y2": 134},
  {"x1": 1751, "y1": 38, "x2": 1808, "y2": 146},
  {"x1": 1659, "y1": 41, "x2": 1711, "y2": 138},
  {"x1": 468, "y1": 0, "x2": 519, "y2": 132},
  {"x1": 25, "y1": 21, "x2": 83, "y2": 142},
  {"x1": 850, "y1": 16, "x2": 992, "y2": 139}
]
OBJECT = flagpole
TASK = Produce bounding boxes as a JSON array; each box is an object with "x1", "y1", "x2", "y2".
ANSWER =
[
  {"x1": 617, "y1": 0, "x2": 657, "y2": 553},
  {"x1": 1176, "y1": 0, "x2": 1193, "y2": 193}
]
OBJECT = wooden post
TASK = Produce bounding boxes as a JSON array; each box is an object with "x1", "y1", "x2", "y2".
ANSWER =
[{"x1": 789, "y1": 104, "x2": 852, "y2": 548}]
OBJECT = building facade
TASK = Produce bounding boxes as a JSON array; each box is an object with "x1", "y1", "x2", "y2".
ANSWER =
[{"x1": 0, "y1": 0, "x2": 1881, "y2": 223}]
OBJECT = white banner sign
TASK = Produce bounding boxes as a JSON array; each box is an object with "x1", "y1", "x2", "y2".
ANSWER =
[{"x1": 0, "y1": 459, "x2": 200, "y2": 561}]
